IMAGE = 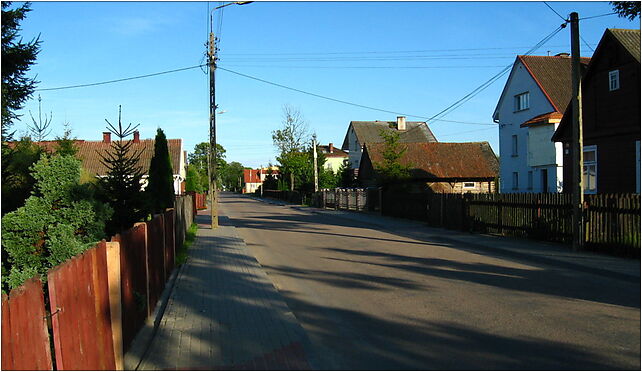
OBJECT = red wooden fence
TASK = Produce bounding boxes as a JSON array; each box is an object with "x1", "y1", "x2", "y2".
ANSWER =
[
  {"x1": 145, "y1": 215, "x2": 165, "y2": 316},
  {"x1": 164, "y1": 209, "x2": 175, "y2": 282},
  {"x1": 47, "y1": 241, "x2": 116, "y2": 370},
  {"x1": 1, "y1": 278, "x2": 53, "y2": 370},
  {"x1": 112, "y1": 223, "x2": 148, "y2": 352}
]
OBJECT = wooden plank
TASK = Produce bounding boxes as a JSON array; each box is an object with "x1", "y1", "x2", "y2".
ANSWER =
[{"x1": 106, "y1": 242, "x2": 124, "y2": 370}]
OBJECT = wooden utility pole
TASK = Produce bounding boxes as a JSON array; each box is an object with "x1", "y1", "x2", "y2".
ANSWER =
[
  {"x1": 570, "y1": 12, "x2": 584, "y2": 251},
  {"x1": 208, "y1": 30, "x2": 218, "y2": 229}
]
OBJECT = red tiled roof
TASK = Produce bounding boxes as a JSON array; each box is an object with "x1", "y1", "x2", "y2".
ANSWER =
[
  {"x1": 520, "y1": 111, "x2": 563, "y2": 127},
  {"x1": 17, "y1": 138, "x2": 183, "y2": 176},
  {"x1": 243, "y1": 168, "x2": 279, "y2": 183},
  {"x1": 519, "y1": 55, "x2": 591, "y2": 112},
  {"x1": 365, "y1": 142, "x2": 498, "y2": 180},
  {"x1": 318, "y1": 145, "x2": 348, "y2": 158}
]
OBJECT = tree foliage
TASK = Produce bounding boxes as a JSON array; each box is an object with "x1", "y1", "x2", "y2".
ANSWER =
[
  {"x1": 1, "y1": 137, "x2": 45, "y2": 215},
  {"x1": 54, "y1": 123, "x2": 78, "y2": 157},
  {"x1": 611, "y1": 1, "x2": 640, "y2": 20},
  {"x1": 220, "y1": 161, "x2": 245, "y2": 192},
  {"x1": 27, "y1": 95, "x2": 52, "y2": 142},
  {"x1": 1, "y1": 1, "x2": 41, "y2": 140},
  {"x1": 1, "y1": 154, "x2": 112, "y2": 291},
  {"x1": 374, "y1": 129, "x2": 411, "y2": 187},
  {"x1": 272, "y1": 104, "x2": 309, "y2": 155},
  {"x1": 98, "y1": 106, "x2": 146, "y2": 236},
  {"x1": 145, "y1": 128, "x2": 174, "y2": 214},
  {"x1": 185, "y1": 164, "x2": 206, "y2": 193},
  {"x1": 187, "y1": 142, "x2": 226, "y2": 192}
]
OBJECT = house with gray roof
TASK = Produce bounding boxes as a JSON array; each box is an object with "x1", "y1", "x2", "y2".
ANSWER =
[{"x1": 341, "y1": 116, "x2": 437, "y2": 173}]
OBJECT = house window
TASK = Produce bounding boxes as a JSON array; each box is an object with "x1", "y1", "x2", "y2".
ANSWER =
[
  {"x1": 527, "y1": 171, "x2": 533, "y2": 190},
  {"x1": 463, "y1": 182, "x2": 475, "y2": 189},
  {"x1": 511, "y1": 135, "x2": 518, "y2": 157},
  {"x1": 514, "y1": 92, "x2": 529, "y2": 111},
  {"x1": 609, "y1": 70, "x2": 620, "y2": 91},
  {"x1": 512, "y1": 172, "x2": 519, "y2": 190},
  {"x1": 583, "y1": 145, "x2": 597, "y2": 194}
]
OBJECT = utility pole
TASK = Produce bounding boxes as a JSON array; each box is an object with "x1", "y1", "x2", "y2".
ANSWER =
[
  {"x1": 208, "y1": 28, "x2": 218, "y2": 229},
  {"x1": 570, "y1": 12, "x2": 584, "y2": 251},
  {"x1": 313, "y1": 136, "x2": 319, "y2": 192}
]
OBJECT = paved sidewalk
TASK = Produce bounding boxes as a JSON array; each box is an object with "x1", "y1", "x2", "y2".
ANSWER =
[
  {"x1": 252, "y1": 196, "x2": 640, "y2": 283},
  {"x1": 138, "y1": 212, "x2": 314, "y2": 370}
]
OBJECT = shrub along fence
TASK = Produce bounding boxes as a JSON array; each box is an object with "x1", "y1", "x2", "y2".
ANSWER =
[{"x1": 1, "y1": 193, "x2": 204, "y2": 370}]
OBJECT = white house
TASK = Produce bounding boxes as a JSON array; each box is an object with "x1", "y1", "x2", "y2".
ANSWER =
[{"x1": 492, "y1": 54, "x2": 590, "y2": 193}]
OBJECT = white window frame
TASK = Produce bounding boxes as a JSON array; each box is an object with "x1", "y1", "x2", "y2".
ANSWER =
[
  {"x1": 527, "y1": 171, "x2": 533, "y2": 190},
  {"x1": 514, "y1": 92, "x2": 530, "y2": 111},
  {"x1": 512, "y1": 172, "x2": 519, "y2": 190},
  {"x1": 609, "y1": 70, "x2": 620, "y2": 91},
  {"x1": 583, "y1": 145, "x2": 597, "y2": 194},
  {"x1": 463, "y1": 182, "x2": 476, "y2": 189},
  {"x1": 511, "y1": 135, "x2": 518, "y2": 157}
]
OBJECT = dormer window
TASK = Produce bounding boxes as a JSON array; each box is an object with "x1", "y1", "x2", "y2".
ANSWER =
[
  {"x1": 514, "y1": 92, "x2": 529, "y2": 111},
  {"x1": 609, "y1": 70, "x2": 620, "y2": 91}
]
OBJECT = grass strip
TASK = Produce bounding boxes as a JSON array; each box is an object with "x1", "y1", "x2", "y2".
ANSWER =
[{"x1": 176, "y1": 222, "x2": 197, "y2": 265}]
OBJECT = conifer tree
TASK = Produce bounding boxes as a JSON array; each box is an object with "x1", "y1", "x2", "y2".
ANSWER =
[
  {"x1": 145, "y1": 128, "x2": 174, "y2": 214},
  {"x1": 98, "y1": 106, "x2": 146, "y2": 236}
]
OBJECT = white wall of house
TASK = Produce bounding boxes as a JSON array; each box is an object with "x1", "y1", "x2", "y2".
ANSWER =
[
  {"x1": 494, "y1": 60, "x2": 560, "y2": 193},
  {"x1": 324, "y1": 157, "x2": 348, "y2": 174},
  {"x1": 527, "y1": 124, "x2": 564, "y2": 192}
]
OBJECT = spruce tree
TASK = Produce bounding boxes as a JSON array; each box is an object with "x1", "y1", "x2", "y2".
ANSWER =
[
  {"x1": 145, "y1": 128, "x2": 174, "y2": 214},
  {"x1": 98, "y1": 106, "x2": 146, "y2": 236}
]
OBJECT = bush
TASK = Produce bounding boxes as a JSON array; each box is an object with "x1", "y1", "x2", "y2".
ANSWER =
[{"x1": 1, "y1": 154, "x2": 112, "y2": 290}]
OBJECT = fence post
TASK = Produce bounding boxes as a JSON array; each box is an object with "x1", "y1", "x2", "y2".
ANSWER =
[{"x1": 106, "y1": 241, "x2": 123, "y2": 370}]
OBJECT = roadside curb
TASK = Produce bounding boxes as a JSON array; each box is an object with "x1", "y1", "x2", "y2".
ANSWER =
[
  {"x1": 249, "y1": 195, "x2": 640, "y2": 284},
  {"x1": 124, "y1": 259, "x2": 187, "y2": 370}
]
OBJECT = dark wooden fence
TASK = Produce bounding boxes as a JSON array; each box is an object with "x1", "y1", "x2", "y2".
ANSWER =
[
  {"x1": 2, "y1": 194, "x2": 198, "y2": 370},
  {"x1": 1, "y1": 278, "x2": 53, "y2": 371},
  {"x1": 47, "y1": 241, "x2": 116, "y2": 370},
  {"x1": 382, "y1": 192, "x2": 640, "y2": 257},
  {"x1": 112, "y1": 223, "x2": 148, "y2": 353}
]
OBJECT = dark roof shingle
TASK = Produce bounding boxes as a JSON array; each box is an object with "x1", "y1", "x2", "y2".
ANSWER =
[
  {"x1": 364, "y1": 142, "x2": 498, "y2": 180},
  {"x1": 519, "y1": 55, "x2": 591, "y2": 112},
  {"x1": 342, "y1": 121, "x2": 437, "y2": 150}
]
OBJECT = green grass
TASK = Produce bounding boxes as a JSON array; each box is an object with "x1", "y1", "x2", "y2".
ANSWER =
[{"x1": 176, "y1": 222, "x2": 198, "y2": 265}]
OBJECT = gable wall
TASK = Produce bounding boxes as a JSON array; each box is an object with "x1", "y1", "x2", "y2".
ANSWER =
[{"x1": 495, "y1": 60, "x2": 557, "y2": 193}]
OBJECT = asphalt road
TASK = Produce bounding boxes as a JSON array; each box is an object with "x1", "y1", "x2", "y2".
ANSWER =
[{"x1": 219, "y1": 192, "x2": 640, "y2": 370}]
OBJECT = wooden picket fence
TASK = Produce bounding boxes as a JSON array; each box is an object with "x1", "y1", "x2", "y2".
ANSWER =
[
  {"x1": 1, "y1": 193, "x2": 200, "y2": 370},
  {"x1": 381, "y1": 192, "x2": 640, "y2": 257}
]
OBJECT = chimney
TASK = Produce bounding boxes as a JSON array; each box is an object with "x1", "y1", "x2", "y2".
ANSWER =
[
  {"x1": 102, "y1": 132, "x2": 111, "y2": 143},
  {"x1": 397, "y1": 116, "x2": 406, "y2": 131},
  {"x1": 133, "y1": 130, "x2": 140, "y2": 143},
  {"x1": 329, "y1": 143, "x2": 334, "y2": 153}
]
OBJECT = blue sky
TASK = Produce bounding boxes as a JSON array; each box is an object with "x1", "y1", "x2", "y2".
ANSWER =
[{"x1": 12, "y1": 1, "x2": 639, "y2": 168}]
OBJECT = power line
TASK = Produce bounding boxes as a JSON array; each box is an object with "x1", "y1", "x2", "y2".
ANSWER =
[
  {"x1": 221, "y1": 44, "x2": 587, "y2": 56},
  {"x1": 426, "y1": 23, "x2": 566, "y2": 124},
  {"x1": 216, "y1": 66, "x2": 496, "y2": 126},
  {"x1": 579, "y1": 12, "x2": 618, "y2": 20},
  {"x1": 543, "y1": 1, "x2": 567, "y2": 21},
  {"x1": 35, "y1": 64, "x2": 207, "y2": 91},
  {"x1": 220, "y1": 64, "x2": 509, "y2": 69}
]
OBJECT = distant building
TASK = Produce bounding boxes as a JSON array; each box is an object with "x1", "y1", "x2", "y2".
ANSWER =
[
  {"x1": 552, "y1": 28, "x2": 641, "y2": 194},
  {"x1": 18, "y1": 130, "x2": 187, "y2": 194},
  {"x1": 317, "y1": 143, "x2": 348, "y2": 174},
  {"x1": 358, "y1": 142, "x2": 499, "y2": 193},
  {"x1": 493, "y1": 54, "x2": 590, "y2": 193},
  {"x1": 243, "y1": 167, "x2": 279, "y2": 194},
  {"x1": 341, "y1": 116, "x2": 437, "y2": 173}
]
